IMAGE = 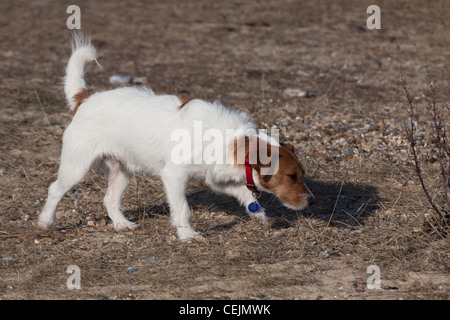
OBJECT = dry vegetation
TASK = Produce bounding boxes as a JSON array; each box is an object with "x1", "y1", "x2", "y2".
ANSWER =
[{"x1": 0, "y1": 0, "x2": 449, "y2": 299}]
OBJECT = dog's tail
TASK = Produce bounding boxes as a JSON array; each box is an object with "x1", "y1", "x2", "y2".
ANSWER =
[{"x1": 64, "y1": 33, "x2": 100, "y2": 113}]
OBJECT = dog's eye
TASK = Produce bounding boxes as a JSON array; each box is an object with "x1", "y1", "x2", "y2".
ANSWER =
[{"x1": 288, "y1": 173, "x2": 298, "y2": 182}]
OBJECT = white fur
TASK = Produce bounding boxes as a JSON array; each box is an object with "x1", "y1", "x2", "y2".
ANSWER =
[
  {"x1": 38, "y1": 36, "x2": 279, "y2": 240},
  {"x1": 64, "y1": 33, "x2": 99, "y2": 112}
]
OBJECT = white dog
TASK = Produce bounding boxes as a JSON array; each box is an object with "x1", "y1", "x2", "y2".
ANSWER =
[{"x1": 37, "y1": 35, "x2": 314, "y2": 240}]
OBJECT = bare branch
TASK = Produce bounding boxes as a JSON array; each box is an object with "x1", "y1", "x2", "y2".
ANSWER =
[
  {"x1": 401, "y1": 72, "x2": 447, "y2": 225},
  {"x1": 425, "y1": 67, "x2": 450, "y2": 210}
]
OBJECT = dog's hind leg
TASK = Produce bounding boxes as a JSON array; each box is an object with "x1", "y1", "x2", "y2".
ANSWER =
[
  {"x1": 102, "y1": 157, "x2": 138, "y2": 231},
  {"x1": 37, "y1": 147, "x2": 94, "y2": 230}
]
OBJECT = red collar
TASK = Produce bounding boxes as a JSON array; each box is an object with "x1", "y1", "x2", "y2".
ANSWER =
[{"x1": 244, "y1": 156, "x2": 257, "y2": 193}]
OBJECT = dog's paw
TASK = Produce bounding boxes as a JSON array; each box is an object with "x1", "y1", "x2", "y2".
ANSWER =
[
  {"x1": 177, "y1": 227, "x2": 205, "y2": 242},
  {"x1": 252, "y1": 211, "x2": 269, "y2": 227},
  {"x1": 113, "y1": 219, "x2": 140, "y2": 232},
  {"x1": 36, "y1": 215, "x2": 56, "y2": 230}
]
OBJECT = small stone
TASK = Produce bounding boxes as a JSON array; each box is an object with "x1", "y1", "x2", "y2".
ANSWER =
[
  {"x1": 141, "y1": 257, "x2": 157, "y2": 263},
  {"x1": 283, "y1": 88, "x2": 309, "y2": 98},
  {"x1": 225, "y1": 249, "x2": 240, "y2": 259},
  {"x1": 127, "y1": 266, "x2": 137, "y2": 273},
  {"x1": 109, "y1": 74, "x2": 133, "y2": 85},
  {"x1": 271, "y1": 231, "x2": 282, "y2": 237},
  {"x1": 132, "y1": 76, "x2": 147, "y2": 84},
  {"x1": 1, "y1": 256, "x2": 13, "y2": 262}
]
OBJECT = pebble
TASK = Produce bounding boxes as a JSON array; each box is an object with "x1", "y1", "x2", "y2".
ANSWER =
[
  {"x1": 216, "y1": 270, "x2": 225, "y2": 277},
  {"x1": 127, "y1": 266, "x2": 137, "y2": 273},
  {"x1": 271, "y1": 231, "x2": 282, "y2": 237},
  {"x1": 109, "y1": 74, "x2": 133, "y2": 85},
  {"x1": 225, "y1": 249, "x2": 240, "y2": 259},
  {"x1": 1, "y1": 256, "x2": 13, "y2": 262},
  {"x1": 132, "y1": 76, "x2": 147, "y2": 84},
  {"x1": 141, "y1": 257, "x2": 157, "y2": 263},
  {"x1": 283, "y1": 88, "x2": 309, "y2": 98}
]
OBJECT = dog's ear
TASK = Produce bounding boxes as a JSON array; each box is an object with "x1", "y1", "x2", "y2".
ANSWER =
[
  {"x1": 233, "y1": 136, "x2": 278, "y2": 179},
  {"x1": 280, "y1": 142, "x2": 301, "y2": 164},
  {"x1": 244, "y1": 137, "x2": 271, "y2": 169},
  {"x1": 251, "y1": 138, "x2": 281, "y2": 182},
  {"x1": 281, "y1": 142, "x2": 294, "y2": 152},
  {"x1": 233, "y1": 136, "x2": 252, "y2": 166}
]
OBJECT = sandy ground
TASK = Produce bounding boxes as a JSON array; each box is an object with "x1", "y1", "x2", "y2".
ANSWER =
[{"x1": 0, "y1": 0, "x2": 449, "y2": 300}]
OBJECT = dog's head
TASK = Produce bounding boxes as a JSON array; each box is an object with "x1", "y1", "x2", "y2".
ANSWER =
[{"x1": 235, "y1": 137, "x2": 315, "y2": 210}]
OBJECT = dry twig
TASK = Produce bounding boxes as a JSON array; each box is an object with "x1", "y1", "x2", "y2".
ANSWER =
[{"x1": 401, "y1": 70, "x2": 448, "y2": 230}]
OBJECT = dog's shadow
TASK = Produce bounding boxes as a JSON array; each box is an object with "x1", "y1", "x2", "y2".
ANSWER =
[{"x1": 128, "y1": 179, "x2": 382, "y2": 231}]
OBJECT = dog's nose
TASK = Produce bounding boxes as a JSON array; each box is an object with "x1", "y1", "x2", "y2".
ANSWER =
[{"x1": 307, "y1": 194, "x2": 316, "y2": 206}]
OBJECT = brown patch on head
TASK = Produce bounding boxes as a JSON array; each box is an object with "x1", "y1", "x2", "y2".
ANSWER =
[
  {"x1": 232, "y1": 137, "x2": 314, "y2": 210},
  {"x1": 257, "y1": 143, "x2": 313, "y2": 210},
  {"x1": 178, "y1": 95, "x2": 194, "y2": 110},
  {"x1": 72, "y1": 88, "x2": 90, "y2": 115},
  {"x1": 232, "y1": 136, "x2": 252, "y2": 168}
]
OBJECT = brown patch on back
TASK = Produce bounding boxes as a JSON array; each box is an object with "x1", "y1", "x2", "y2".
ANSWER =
[
  {"x1": 72, "y1": 88, "x2": 91, "y2": 115},
  {"x1": 178, "y1": 95, "x2": 194, "y2": 110}
]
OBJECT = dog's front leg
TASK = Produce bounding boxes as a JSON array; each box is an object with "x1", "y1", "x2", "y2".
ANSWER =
[
  {"x1": 161, "y1": 171, "x2": 204, "y2": 241},
  {"x1": 209, "y1": 183, "x2": 269, "y2": 227}
]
